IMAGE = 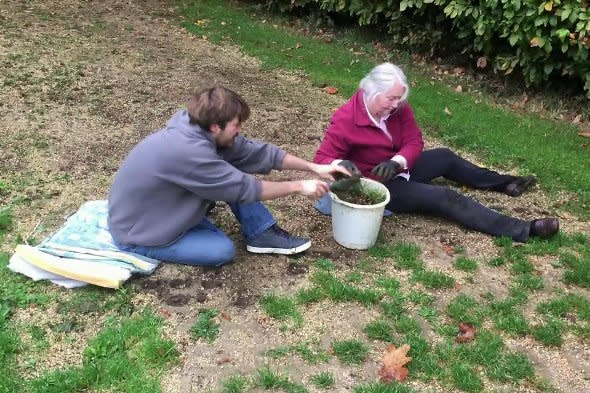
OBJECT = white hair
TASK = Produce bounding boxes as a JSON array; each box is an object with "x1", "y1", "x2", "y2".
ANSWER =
[{"x1": 359, "y1": 63, "x2": 409, "y2": 103}]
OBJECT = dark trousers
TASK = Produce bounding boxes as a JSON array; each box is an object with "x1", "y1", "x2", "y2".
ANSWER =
[{"x1": 386, "y1": 148, "x2": 530, "y2": 242}]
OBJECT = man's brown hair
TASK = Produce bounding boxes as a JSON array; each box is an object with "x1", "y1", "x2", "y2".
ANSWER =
[{"x1": 187, "y1": 86, "x2": 250, "y2": 130}]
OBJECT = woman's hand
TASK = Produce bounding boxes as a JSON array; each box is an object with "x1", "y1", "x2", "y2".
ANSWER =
[
  {"x1": 336, "y1": 160, "x2": 362, "y2": 178},
  {"x1": 371, "y1": 160, "x2": 402, "y2": 181}
]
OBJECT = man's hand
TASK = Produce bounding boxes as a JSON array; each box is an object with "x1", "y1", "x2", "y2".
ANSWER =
[
  {"x1": 299, "y1": 180, "x2": 330, "y2": 199},
  {"x1": 371, "y1": 160, "x2": 402, "y2": 181}
]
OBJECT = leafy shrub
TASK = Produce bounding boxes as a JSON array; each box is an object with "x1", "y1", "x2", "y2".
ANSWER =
[{"x1": 263, "y1": 0, "x2": 590, "y2": 97}]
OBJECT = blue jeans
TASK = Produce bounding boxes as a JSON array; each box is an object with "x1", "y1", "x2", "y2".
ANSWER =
[{"x1": 115, "y1": 202, "x2": 275, "y2": 266}]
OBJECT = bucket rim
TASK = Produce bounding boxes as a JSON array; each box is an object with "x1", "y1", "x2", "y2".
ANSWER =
[{"x1": 329, "y1": 177, "x2": 390, "y2": 209}]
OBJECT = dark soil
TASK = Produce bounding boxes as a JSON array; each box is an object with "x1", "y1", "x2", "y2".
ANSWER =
[{"x1": 332, "y1": 186, "x2": 387, "y2": 205}]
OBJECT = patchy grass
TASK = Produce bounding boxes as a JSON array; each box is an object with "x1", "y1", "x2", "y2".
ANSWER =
[
  {"x1": 261, "y1": 294, "x2": 303, "y2": 328},
  {"x1": 220, "y1": 375, "x2": 249, "y2": 393},
  {"x1": 255, "y1": 366, "x2": 307, "y2": 392},
  {"x1": 267, "y1": 340, "x2": 329, "y2": 365},
  {"x1": 411, "y1": 270, "x2": 456, "y2": 289},
  {"x1": 331, "y1": 339, "x2": 370, "y2": 365},
  {"x1": 310, "y1": 371, "x2": 335, "y2": 388},
  {"x1": 190, "y1": 308, "x2": 220, "y2": 342},
  {"x1": 0, "y1": 207, "x2": 13, "y2": 238},
  {"x1": 454, "y1": 256, "x2": 478, "y2": 272},
  {"x1": 6, "y1": 310, "x2": 179, "y2": 393}
]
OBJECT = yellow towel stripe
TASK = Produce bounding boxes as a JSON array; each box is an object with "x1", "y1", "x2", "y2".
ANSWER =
[{"x1": 14, "y1": 245, "x2": 128, "y2": 289}]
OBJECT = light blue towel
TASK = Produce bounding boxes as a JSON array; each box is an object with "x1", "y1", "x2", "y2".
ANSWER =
[{"x1": 38, "y1": 200, "x2": 159, "y2": 274}]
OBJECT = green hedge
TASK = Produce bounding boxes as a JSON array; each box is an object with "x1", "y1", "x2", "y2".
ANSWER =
[{"x1": 263, "y1": 0, "x2": 590, "y2": 97}]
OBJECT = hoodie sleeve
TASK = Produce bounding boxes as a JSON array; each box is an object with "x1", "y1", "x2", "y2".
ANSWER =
[
  {"x1": 162, "y1": 145, "x2": 263, "y2": 204},
  {"x1": 221, "y1": 135, "x2": 287, "y2": 173}
]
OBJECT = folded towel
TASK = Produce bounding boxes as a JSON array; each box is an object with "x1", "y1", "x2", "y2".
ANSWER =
[{"x1": 8, "y1": 200, "x2": 160, "y2": 288}]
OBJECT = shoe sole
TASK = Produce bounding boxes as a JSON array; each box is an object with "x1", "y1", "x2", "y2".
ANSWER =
[
  {"x1": 246, "y1": 241, "x2": 311, "y2": 255},
  {"x1": 506, "y1": 176, "x2": 537, "y2": 197}
]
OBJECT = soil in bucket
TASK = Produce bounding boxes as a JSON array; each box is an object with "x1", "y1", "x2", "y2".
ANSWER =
[{"x1": 331, "y1": 183, "x2": 387, "y2": 206}]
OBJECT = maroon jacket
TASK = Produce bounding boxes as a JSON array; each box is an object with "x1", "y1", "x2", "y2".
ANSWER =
[{"x1": 314, "y1": 90, "x2": 424, "y2": 180}]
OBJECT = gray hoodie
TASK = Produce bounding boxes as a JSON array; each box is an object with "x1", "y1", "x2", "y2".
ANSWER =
[{"x1": 107, "y1": 110, "x2": 286, "y2": 246}]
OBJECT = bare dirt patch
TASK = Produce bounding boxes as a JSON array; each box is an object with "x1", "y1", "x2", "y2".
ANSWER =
[{"x1": 2, "y1": 1, "x2": 590, "y2": 392}]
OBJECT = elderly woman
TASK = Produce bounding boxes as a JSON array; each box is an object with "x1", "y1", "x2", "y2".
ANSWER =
[{"x1": 313, "y1": 62, "x2": 559, "y2": 242}]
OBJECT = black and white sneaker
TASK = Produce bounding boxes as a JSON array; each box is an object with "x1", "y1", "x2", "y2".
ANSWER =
[{"x1": 246, "y1": 224, "x2": 311, "y2": 255}]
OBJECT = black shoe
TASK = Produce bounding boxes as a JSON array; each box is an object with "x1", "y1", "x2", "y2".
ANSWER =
[
  {"x1": 530, "y1": 218, "x2": 559, "y2": 239},
  {"x1": 505, "y1": 176, "x2": 536, "y2": 197},
  {"x1": 246, "y1": 224, "x2": 311, "y2": 255}
]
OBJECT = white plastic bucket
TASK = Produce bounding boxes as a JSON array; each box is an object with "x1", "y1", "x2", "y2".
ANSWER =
[{"x1": 329, "y1": 177, "x2": 391, "y2": 250}]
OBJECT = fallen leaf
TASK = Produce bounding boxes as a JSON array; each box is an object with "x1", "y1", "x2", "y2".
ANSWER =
[
  {"x1": 221, "y1": 312, "x2": 231, "y2": 321},
  {"x1": 578, "y1": 131, "x2": 590, "y2": 138},
  {"x1": 444, "y1": 106, "x2": 452, "y2": 116},
  {"x1": 324, "y1": 86, "x2": 338, "y2": 95},
  {"x1": 454, "y1": 282, "x2": 462, "y2": 291},
  {"x1": 456, "y1": 322, "x2": 476, "y2": 343},
  {"x1": 455, "y1": 85, "x2": 463, "y2": 93},
  {"x1": 442, "y1": 244, "x2": 455, "y2": 256},
  {"x1": 216, "y1": 355, "x2": 231, "y2": 364},
  {"x1": 476, "y1": 56, "x2": 487, "y2": 68},
  {"x1": 378, "y1": 344, "x2": 412, "y2": 383}
]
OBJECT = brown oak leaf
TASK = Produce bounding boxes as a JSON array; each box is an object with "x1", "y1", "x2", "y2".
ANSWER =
[
  {"x1": 456, "y1": 322, "x2": 476, "y2": 343},
  {"x1": 442, "y1": 243, "x2": 455, "y2": 256},
  {"x1": 323, "y1": 86, "x2": 338, "y2": 95},
  {"x1": 378, "y1": 344, "x2": 412, "y2": 383},
  {"x1": 216, "y1": 354, "x2": 231, "y2": 365}
]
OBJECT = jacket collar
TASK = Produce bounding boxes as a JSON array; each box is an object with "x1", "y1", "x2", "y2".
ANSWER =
[{"x1": 352, "y1": 90, "x2": 376, "y2": 128}]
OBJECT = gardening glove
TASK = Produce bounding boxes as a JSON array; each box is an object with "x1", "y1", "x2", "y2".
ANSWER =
[
  {"x1": 371, "y1": 160, "x2": 402, "y2": 181},
  {"x1": 334, "y1": 160, "x2": 361, "y2": 180}
]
